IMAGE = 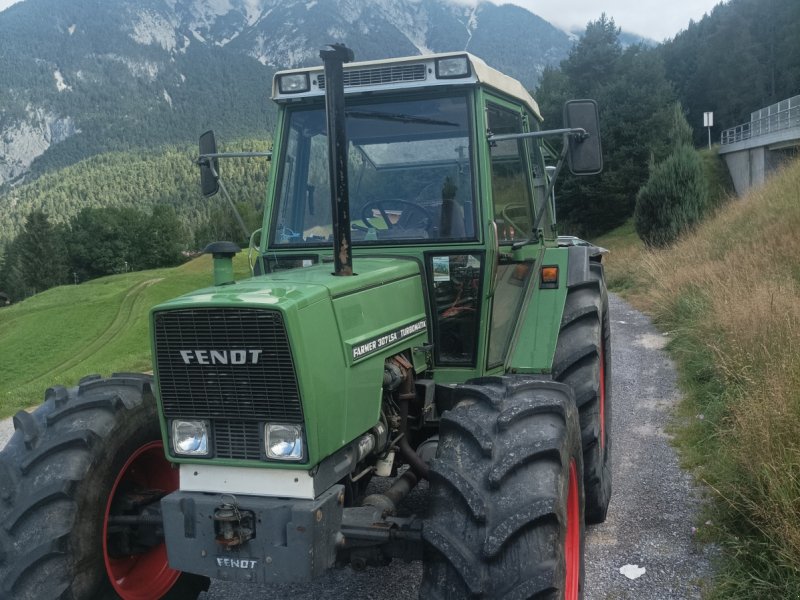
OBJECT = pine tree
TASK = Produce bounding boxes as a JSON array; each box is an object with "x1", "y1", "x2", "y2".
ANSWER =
[
  {"x1": 561, "y1": 14, "x2": 622, "y2": 98},
  {"x1": 634, "y1": 144, "x2": 709, "y2": 247},
  {"x1": 138, "y1": 205, "x2": 188, "y2": 269},
  {"x1": 668, "y1": 102, "x2": 694, "y2": 151},
  {"x1": 12, "y1": 210, "x2": 69, "y2": 296},
  {"x1": 537, "y1": 21, "x2": 677, "y2": 237}
]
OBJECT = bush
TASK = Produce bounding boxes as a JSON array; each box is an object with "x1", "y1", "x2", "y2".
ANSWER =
[
  {"x1": 699, "y1": 146, "x2": 735, "y2": 208},
  {"x1": 634, "y1": 144, "x2": 709, "y2": 247}
]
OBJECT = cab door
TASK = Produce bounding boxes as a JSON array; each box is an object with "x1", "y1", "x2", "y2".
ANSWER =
[{"x1": 484, "y1": 98, "x2": 539, "y2": 369}]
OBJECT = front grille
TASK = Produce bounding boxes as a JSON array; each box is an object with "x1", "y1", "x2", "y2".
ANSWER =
[
  {"x1": 318, "y1": 64, "x2": 426, "y2": 89},
  {"x1": 214, "y1": 420, "x2": 262, "y2": 460},
  {"x1": 154, "y1": 308, "x2": 303, "y2": 424}
]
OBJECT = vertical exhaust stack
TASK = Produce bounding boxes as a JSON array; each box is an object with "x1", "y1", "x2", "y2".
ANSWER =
[
  {"x1": 204, "y1": 241, "x2": 240, "y2": 286},
  {"x1": 320, "y1": 44, "x2": 355, "y2": 276}
]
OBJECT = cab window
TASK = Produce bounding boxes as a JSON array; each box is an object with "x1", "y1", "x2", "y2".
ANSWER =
[
  {"x1": 270, "y1": 94, "x2": 476, "y2": 247},
  {"x1": 487, "y1": 103, "x2": 534, "y2": 243}
]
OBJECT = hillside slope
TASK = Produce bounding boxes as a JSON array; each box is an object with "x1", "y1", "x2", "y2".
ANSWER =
[
  {"x1": 0, "y1": 253, "x2": 250, "y2": 416},
  {"x1": 0, "y1": 139, "x2": 270, "y2": 243},
  {"x1": 598, "y1": 157, "x2": 800, "y2": 598}
]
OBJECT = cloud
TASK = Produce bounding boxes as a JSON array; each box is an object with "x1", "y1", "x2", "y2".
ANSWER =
[{"x1": 446, "y1": 0, "x2": 725, "y2": 41}]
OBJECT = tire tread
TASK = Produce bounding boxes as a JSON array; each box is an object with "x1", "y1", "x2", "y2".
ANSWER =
[
  {"x1": 555, "y1": 263, "x2": 612, "y2": 524},
  {"x1": 421, "y1": 377, "x2": 584, "y2": 599}
]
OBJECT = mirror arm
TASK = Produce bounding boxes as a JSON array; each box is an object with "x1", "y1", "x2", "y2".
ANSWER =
[
  {"x1": 487, "y1": 127, "x2": 587, "y2": 143},
  {"x1": 198, "y1": 151, "x2": 272, "y2": 160},
  {"x1": 531, "y1": 137, "x2": 569, "y2": 233},
  {"x1": 217, "y1": 176, "x2": 251, "y2": 240},
  {"x1": 200, "y1": 159, "x2": 250, "y2": 240},
  {"x1": 196, "y1": 151, "x2": 271, "y2": 239}
]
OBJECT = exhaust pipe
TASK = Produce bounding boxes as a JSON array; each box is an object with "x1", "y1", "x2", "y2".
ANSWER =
[{"x1": 320, "y1": 44, "x2": 355, "y2": 276}]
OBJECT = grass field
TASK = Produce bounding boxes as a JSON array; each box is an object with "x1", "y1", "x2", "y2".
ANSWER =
[
  {"x1": 0, "y1": 254, "x2": 250, "y2": 417},
  {"x1": 596, "y1": 157, "x2": 800, "y2": 598}
]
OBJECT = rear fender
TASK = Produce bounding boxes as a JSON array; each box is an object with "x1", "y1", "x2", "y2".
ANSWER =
[{"x1": 507, "y1": 245, "x2": 594, "y2": 373}]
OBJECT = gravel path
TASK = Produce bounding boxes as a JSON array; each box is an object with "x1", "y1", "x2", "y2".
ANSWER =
[
  {"x1": 583, "y1": 293, "x2": 715, "y2": 599},
  {"x1": 0, "y1": 293, "x2": 715, "y2": 598}
]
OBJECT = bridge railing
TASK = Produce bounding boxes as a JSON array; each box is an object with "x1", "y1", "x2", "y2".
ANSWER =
[{"x1": 721, "y1": 95, "x2": 800, "y2": 145}]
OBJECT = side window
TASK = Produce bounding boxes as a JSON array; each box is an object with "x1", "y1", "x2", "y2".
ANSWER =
[
  {"x1": 487, "y1": 104, "x2": 534, "y2": 243},
  {"x1": 428, "y1": 253, "x2": 483, "y2": 366},
  {"x1": 274, "y1": 125, "x2": 300, "y2": 242},
  {"x1": 273, "y1": 112, "x2": 330, "y2": 244},
  {"x1": 487, "y1": 263, "x2": 533, "y2": 367}
]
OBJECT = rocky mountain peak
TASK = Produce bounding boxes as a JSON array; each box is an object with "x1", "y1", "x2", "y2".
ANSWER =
[{"x1": 0, "y1": 0, "x2": 571, "y2": 186}]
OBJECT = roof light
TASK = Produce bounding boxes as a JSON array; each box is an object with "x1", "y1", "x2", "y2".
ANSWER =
[
  {"x1": 278, "y1": 73, "x2": 310, "y2": 94},
  {"x1": 436, "y1": 56, "x2": 470, "y2": 79}
]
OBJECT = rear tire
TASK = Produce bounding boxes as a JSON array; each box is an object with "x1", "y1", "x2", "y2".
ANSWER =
[
  {"x1": 0, "y1": 374, "x2": 209, "y2": 600},
  {"x1": 553, "y1": 261, "x2": 612, "y2": 524},
  {"x1": 421, "y1": 377, "x2": 584, "y2": 599}
]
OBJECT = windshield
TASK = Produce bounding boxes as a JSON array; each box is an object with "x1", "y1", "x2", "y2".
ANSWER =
[{"x1": 270, "y1": 94, "x2": 476, "y2": 246}]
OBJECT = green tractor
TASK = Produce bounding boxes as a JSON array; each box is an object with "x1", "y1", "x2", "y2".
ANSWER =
[{"x1": 0, "y1": 45, "x2": 610, "y2": 599}]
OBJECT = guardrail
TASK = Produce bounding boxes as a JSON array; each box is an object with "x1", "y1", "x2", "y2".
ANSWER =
[{"x1": 721, "y1": 95, "x2": 800, "y2": 145}]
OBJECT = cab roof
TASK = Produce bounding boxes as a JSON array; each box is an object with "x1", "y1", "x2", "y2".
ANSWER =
[{"x1": 272, "y1": 51, "x2": 542, "y2": 121}]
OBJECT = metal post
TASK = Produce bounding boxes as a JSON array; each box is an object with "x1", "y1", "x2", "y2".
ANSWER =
[
  {"x1": 703, "y1": 111, "x2": 714, "y2": 150},
  {"x1": 320, "y1": 44, "x2": 355, "y2": 276}
]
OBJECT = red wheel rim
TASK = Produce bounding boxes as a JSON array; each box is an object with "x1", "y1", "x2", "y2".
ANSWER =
[
  {"x1": 103, "y1": 440, "x2": 181, "y2": 600},
  {"x1": 599, "y1": 344, "x2": 606, "y2": 449},
  {"x1": 564, "y1": 458, "x2": 581, "y2": 600}
]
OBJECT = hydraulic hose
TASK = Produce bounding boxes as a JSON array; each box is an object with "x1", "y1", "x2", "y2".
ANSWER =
[{"x1": 397, "y1": 371, "x2": 430, "y2": 481}]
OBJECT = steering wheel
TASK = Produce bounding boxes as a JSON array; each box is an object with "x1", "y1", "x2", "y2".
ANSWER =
[{"x1": 360, "y1": 200, "x2": 432, "y2": 231}]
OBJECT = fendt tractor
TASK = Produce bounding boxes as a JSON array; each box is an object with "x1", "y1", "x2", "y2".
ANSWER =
[{"x1": 0, "y1": 45, "x2": 611, "y2": 599}]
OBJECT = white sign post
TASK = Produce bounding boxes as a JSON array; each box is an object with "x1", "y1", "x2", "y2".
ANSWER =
[{"x1": 703, "y1": 112, "x2": 714, "y2": 149}]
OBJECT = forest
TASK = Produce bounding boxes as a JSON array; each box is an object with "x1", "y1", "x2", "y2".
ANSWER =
[
  {"x1": 534, "y1": 0, "x2": 799, "y2": 237},
  {"x1": 0, "y1": 140, "x2": 269, "y2": 300}
]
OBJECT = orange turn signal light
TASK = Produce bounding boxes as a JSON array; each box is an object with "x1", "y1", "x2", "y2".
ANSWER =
[{"x1": 540, "y1": 265, "x2": 559, "y2": 288}]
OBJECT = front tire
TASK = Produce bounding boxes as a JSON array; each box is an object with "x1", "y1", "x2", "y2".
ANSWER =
[
  {"x1": 0, "y1": 374, "x2": 209, "y2": 599},
  {"x1": 421, "y1": 377, "x2": 584, "y2": 599}
]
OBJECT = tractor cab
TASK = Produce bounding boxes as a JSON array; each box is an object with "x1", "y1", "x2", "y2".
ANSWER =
[{"x1": 252, "y1": 52, "x2": 600, "y2": 377}]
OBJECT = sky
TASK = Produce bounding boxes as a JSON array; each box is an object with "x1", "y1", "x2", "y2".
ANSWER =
[
  {"x1": 510, "y1": 0, "x2": 725, "y2": 41},
  {"x1": 0, "y1": 0, "x2": 726, "y2": 41}
]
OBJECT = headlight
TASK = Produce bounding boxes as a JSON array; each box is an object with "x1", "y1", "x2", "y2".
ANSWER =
[
  {"x1": 172, "y1": 420, "x2": 209, "y2": 456},
  {"x1": 265, "y1": 424, "x2": 304, "y2": 461},
  {"x1": 278, "y1": 73, "x2": 310, "y2": 94},
  {"x1": 436, "y1": 56, "x2": 470, "y2": 79}
]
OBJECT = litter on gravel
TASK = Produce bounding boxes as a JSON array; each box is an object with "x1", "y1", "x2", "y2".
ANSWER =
[{"x1": 619, "y1": 564, "x2": 646, "y2": 580}]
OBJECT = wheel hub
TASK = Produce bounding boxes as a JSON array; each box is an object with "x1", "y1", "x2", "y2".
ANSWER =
[{"x1": 102, "y1": 441, "x2": 181, "y2": 600}]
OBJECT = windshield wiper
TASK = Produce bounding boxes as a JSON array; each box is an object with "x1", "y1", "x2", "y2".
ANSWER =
[{"x1": 346, "y1": 110, "x2": 458, "y2": 127}]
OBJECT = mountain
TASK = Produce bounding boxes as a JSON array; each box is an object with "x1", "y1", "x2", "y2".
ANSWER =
[{"x1": 0, "y1": 0, "x2": 571, "y2": 188}]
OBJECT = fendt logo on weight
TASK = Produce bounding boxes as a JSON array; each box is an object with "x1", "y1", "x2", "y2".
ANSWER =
[
  {"x1": 179, "y1": 349, "x2": 263, "y2": 365},
  {"x1": 216, "y1": 557, "x2": 258, "y2": 570}
]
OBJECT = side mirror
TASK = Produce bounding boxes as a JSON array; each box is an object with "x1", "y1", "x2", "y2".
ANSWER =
[
  {"x1": 199, "y1": 130, "x2": 220, "y2": 197},
  {"x1": 564, "y1": 100, "x2": 603, "y2": 175}
]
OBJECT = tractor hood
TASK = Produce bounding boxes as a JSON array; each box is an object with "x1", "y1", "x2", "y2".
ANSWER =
[
  {"x1": 153, "y1": 258, "x2": 420, "y2": 311},
  {"x1": 149, "y1": 257, "x2": 428, "y2": 467}
]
